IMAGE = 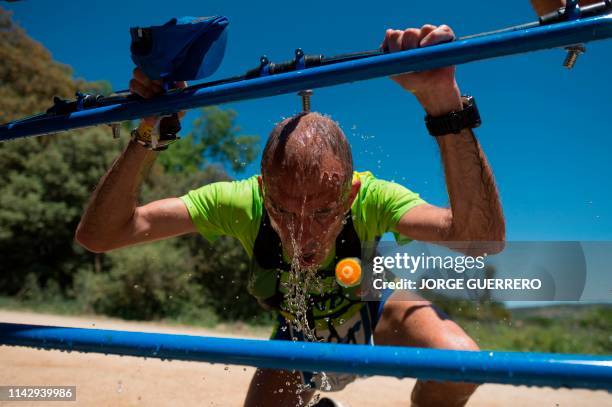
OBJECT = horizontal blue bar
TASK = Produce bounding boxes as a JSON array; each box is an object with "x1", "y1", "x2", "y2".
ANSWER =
[
  {"x1": 1, "y1": 323, "x2": 611, "y2": 390},
  {"x1": 1, "y1": 13, "x2": 612, "y2": 141}
]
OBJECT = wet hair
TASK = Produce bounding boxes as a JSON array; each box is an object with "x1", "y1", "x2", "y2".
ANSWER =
[{"x1": 261, "y1": 112, "x2": 353, "y2": 191}]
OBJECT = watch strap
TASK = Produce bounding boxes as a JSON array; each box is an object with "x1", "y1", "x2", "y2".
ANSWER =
[{"x1": 425, "y1": 95, "x2": 481, "y2": 137}]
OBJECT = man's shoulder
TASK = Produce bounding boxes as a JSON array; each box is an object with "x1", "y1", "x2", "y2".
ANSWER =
[
  {"x1": 351, "y1": 170, "x2": 424, "y2": 244},
  {"x1": 353, "y1": 170, "x2": 396, "y2": 183},
  {"x1": 180, "y1": 174, "x2": 263, "y2": 253},
  {"x1": 228, "y1": 174, "x2": 260, "y2": 194},
  {"x1": 181, "y1": 174, "x2": 262, "y2": 216},
  {"x1": 224, "y1": 173, "x2": 260, "y2": 189},
  {"x1": 192, "y1": 174, "x2": 260, "y2": 199},
  {"x1": 353, "y1": 170, "x2": 376, "y2": 188},
  {"x1": 353, "y1": 170, "x2": 392, "y2": 200}
]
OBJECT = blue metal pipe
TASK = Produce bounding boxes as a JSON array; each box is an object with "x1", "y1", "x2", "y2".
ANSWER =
[
  {"x1": 1, "y1": 323, "x2": 611, "y2": 390},
  {"x1": 1, "y1": 13, "x2": 612, "y2": 142}
]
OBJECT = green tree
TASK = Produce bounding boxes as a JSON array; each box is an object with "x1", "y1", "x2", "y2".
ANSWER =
[
  {"x1": 0, "y1": 8, "x2": 269, "y2": 324},
  {"x1": 73, "y1": 240, "x2": 211, "y2": 321},
  {"x1": 0, "y1": 130, "x2": 124, "y2": 294},
  {"x1": 0, "y1": 8, "x2": 124, "y2": 293},
  {"x1": 0, "y1": 8, "x2": 74, "y2": 122},
  {"x1": 0, "y1": 7, "x2": 109, "y2": 123},
  {"x1": 158, "y1": 106, "x2": 259, "y2": 174}
]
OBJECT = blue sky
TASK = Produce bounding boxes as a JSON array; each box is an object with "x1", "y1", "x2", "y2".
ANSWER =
[{"x1": 4, "y1": 0, "x2": 612, "y2": 241}]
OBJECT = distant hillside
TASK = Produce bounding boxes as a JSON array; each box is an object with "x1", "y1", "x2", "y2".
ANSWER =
[
  {"x1": 510, "y1": 303, "x2": 612, "y2": 320},
  {"x1": 455, "y1": 303, "x2": 612, "y2": 355}
]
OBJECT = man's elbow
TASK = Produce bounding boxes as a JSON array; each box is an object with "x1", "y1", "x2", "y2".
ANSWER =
[
  {"x1": 453, "y1": 239, "x2": 504, "y2": 257},
  {"x1": 486, "y1": 219, "x2": 506, "y2": 255},
  {"x1": 449, "y1": 225, "x2": 506, "y2": 256},
  {"x1": 472, "y1": 228, "x2": 506, "y2": 256},
  {"x1": 74, "y1": 226, "x2": 111, "y2": 253},
  {"x1": 481, "y1": 237, "x2": 505, "y2": 256}
]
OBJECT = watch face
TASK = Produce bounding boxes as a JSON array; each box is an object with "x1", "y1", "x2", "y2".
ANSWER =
[{"x1": 461, "y1": 95, "x2": 474, "y2": 108}]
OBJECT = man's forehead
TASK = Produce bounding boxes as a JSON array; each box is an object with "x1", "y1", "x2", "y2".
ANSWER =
[
  {"x1": 265, "y1": 150, "x2": 346, "y2": 174},
  {"x1": 265, "y1": 168, "x2": 345, "y2": 191},
  {"x1": 265, "y1": 175, "x2": 345, "y2": 209}
]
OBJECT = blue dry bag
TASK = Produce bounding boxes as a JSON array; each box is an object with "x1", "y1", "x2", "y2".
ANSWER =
[{"x1": 130, "y1": 16, "x2": 229, "y2": 82}]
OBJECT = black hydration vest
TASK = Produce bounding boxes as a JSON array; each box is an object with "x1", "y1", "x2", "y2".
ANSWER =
[{"x1": 247, "y1": 208, "x2": 369, "y2": 324}]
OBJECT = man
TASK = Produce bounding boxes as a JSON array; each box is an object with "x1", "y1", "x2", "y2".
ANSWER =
[{"x1": 76, "y1": 24, "x2": 505, "y2": 406}]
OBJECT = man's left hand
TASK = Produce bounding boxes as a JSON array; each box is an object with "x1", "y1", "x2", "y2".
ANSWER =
[{"x1": 383, "y1": 25, "x2": 462, "y2": 116}]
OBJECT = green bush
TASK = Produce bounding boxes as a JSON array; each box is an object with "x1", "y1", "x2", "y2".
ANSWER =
[
  {"x1": 183, "y1": 234, "x2": 276, "y2": 324},
  {"x1": 460, "y1": 306, "x2": 612, "y2": 355},
  {"x1": 579, "y1": 307, "x2": 612, "y2": 330},
  {"x1": 15, "y1": 272, "x2": 62, "y2": 302},
  {"x1": 73, "y1": 240, "x2": 215, "y2": 322}
]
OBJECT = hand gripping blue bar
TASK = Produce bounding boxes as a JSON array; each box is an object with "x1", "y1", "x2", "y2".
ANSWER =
[
  {"x1": 1, "y1": 323, "x2": 611, "y2": 390},
  {"x1": 1, "y1": 13, "x2": 612, "y2": 141}
]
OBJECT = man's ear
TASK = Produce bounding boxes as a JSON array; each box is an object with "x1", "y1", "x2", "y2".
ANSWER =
[
  {"x1": 346, "y1": 178, "x2": 361, "y2": 209},
  {"x1": 257, "y1": 175, "x2": 264, "y2": 195}
]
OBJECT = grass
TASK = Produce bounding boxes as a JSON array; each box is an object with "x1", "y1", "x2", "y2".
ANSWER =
[
  {"x1": 460, "y1": 318, "x2": 612, "y2": 354},
  {"x1": 0, "y1": 295, "x2": 273, "y2": 338},
  {"x1": 0, "y1": 295, "x2": 84, "y2": 316}
]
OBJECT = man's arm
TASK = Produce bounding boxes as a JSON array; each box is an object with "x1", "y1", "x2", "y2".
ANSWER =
[
  {"x1": 75, "y1": 141, "x2": 196, "y2": 252},
  {"x1": 75, "y1": 69, "x2": 195, "y2": 253},
  {"x1": 382, "y1": 25, "x2": 505, "y2": 252},
  {"x1": 530, "y1": 0, "x2": 601, "y2": 17}
]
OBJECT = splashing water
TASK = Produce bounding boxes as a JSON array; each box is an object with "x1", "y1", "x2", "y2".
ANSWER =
[
  {"x1": 281, "y1": 209, "x2": 322, "y2": 343},
  {"x1": 278, "y1": 198, "x2": 333, "y2": 400}
]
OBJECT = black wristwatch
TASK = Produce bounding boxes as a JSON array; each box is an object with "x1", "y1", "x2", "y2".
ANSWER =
[{"x1": 425, "y1": 95, "x2": 481, "y2": 137}]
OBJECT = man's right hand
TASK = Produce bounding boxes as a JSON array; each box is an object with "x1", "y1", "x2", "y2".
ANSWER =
[{"x1": 128, "y1": 67, "x2": 187, "y2": 126}]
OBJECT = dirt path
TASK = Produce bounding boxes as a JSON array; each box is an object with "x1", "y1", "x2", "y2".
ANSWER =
[{"x1": 0, "y1": 310, "x2": 610, "y2": 406}]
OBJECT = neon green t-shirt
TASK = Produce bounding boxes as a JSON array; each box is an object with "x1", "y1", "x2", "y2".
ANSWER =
[{"x1": 180, "y1": 171, "x2": 426, "y2": 260}]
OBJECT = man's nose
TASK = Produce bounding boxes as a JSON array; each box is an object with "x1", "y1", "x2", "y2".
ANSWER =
[{"x1": 296, "y1": 225, "x2": 325, "y2": 252}]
